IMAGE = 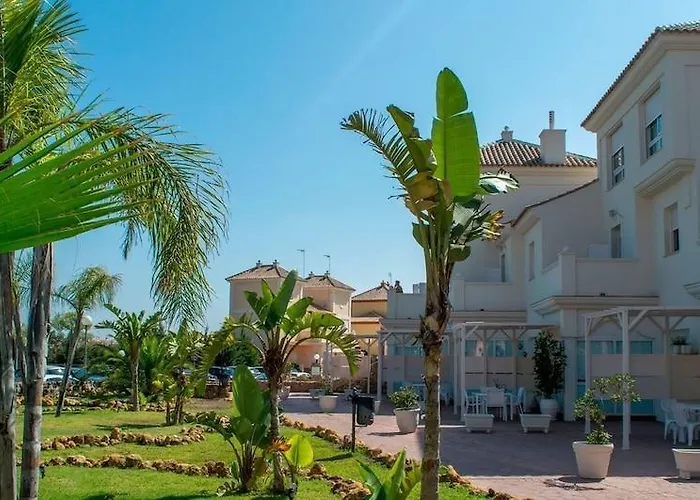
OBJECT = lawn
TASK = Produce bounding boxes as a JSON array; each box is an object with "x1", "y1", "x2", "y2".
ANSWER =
[{"x1": 23, "y1": 408, "x2": 483, "y2": 499}]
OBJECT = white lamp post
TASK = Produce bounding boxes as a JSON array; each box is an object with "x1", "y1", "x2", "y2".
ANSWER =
[{"x1": 81, "y1": 315, "x2": 93, "y2": 368}]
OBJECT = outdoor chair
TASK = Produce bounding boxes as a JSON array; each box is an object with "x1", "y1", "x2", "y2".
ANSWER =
[
  {"x1": 485, "y1": 388, "x2": 507, "y2": 421},
  {"x1": 672, "y1": 404, "x2": 700, "y2": 446},
  {"x1": 661, "y1": 399, "x2": 679, "y2": 440},
  {"x1": 512, "y1": 387, "x2": 526, "y2": 420},
  {"x1": 463, "y1": 389, "x2": 481, "y2": 416}
]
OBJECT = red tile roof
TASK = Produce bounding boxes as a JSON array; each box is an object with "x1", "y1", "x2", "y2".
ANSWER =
[
  {"x1": 226, "y1": 261, "x2": 289, "y2": 281},
  {"x1": 304, "y1": 273, "x2": 355, "y2": 291},
  {"x1": 480, "y1": 139, "x2": 596, "y2": 168},
  {"x1": 352, "y1": 282, "x2": 391, "y2": 302},
  {"x1": 582, "y1": 21, "x2": 700, "y2": 127}
]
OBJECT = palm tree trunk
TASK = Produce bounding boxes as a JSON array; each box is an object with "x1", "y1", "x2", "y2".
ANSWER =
[
  {"x1": 0, "y1": 253, "x2": 17, "y2": 500},
  {"x1": 419, "y1": 284, "x2": 449, "y2": 500},
  {"x1": 55, "y1": 313, "x2": 82, "y2": 417},
  {"x1": 268, "y1": 376, "x2": 285, "y2": 493},
  {"x1": 20, "y1": 244, "x2": 53, "y2": 500},
  {"x1": 130, "y1": 351, "x2": 139, "y2": 411}
]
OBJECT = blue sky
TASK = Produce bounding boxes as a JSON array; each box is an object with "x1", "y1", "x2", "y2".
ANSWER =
[{"x1": 58, "y1": 0, "x2": 700, "y2": 331}]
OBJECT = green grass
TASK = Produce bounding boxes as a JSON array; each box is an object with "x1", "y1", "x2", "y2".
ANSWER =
[{"x1": 26, "y1": 409, "x2": 483, "y2": 499}]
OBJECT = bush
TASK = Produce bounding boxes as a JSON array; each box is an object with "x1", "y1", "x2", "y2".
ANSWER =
[
  {"x1": 533, "y1": 330, "x2": 566, "y2": 399},
  {"x1": 389, "y1": 387, "x2": 419, "y2": 410}
]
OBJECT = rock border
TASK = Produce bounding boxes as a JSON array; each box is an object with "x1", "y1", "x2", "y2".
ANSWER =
[{"x1": 40, "y1": 426, "x2": 207, "y2": 451}]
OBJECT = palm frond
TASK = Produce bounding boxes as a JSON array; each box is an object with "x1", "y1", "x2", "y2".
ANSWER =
[{"x1": 54, "y1": 266, "x2": 121, "y2": 312}]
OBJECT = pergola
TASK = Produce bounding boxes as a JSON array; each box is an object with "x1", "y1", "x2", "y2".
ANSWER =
[
  {"x1": 451, "y1": 322, "x2": 557, "y2": 417},
  {"x1": 583, "y1": 306, "x2": 700, "y2": 450},
  {"x1": 375, "y1": 330, "x2": 418, "y2": 404}
]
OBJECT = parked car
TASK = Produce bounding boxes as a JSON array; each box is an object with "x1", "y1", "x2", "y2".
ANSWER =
[
  {"x1": 289, "y1": 368, "x2": 310, "y2": 379},
  {"x1": 71, "y1": 367, "x2": 107, "y2": 383},
  {"x1": 45, "y1": 365, "x2": 74, "y2": 385},
  {"x1": 249, "y1": 366, "x2": 268, "y2": 382}
]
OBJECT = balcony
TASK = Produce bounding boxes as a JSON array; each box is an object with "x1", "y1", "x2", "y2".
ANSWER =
[{"x1": 575, "y1": 258, "x2": 655, "y2": 296}]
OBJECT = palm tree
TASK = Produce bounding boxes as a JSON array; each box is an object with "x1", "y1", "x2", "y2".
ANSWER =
[
  {"x1": 0, "y1": 1, "x2": 227, "y2": 497},
  {"x1": 204, "y1": 270, "x2": 360, "y2": 493},
  {"x1": 341, "y1": 68, "x2": 518, "y2": 499},
  {"x1": 164, "y1": 325, "x2": 204, "y2": 425},
  {"x1": 97, "y1": 305, "x2": 163, "y2": 411},
  {"x1": 53, "y1": 267, "x2": 121, "y2": 416}
]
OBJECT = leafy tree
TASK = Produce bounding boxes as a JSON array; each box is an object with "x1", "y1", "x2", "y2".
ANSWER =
[
  {"x1": 203, "y1": 271, "x2": 360, "y2": 493},
  {"x1": 341, "y1": 68, "x2": 517, "y2": 499},
  {"x1": 97, "y1": 305, "x2": 163, "y2": 411},
  {"x1": 53, "y1": 267, "x2": 121, "y2": 416},
  {"x1": 214, "y1": 336, "x2": 260, "y2": 367}
]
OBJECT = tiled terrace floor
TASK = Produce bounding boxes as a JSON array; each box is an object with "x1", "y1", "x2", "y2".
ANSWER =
[{"x1": 284, "y1": 394, "x2": 700, "y2": 499}]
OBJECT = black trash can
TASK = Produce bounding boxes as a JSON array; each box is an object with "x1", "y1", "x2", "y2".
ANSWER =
[{"x1": 355, "y1": 395, "x2": 375, "y2": 426}]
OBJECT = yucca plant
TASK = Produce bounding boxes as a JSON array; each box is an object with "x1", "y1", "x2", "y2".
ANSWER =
[{"x1": 342, "y1": 68, "x2": 518, "y2": 499}]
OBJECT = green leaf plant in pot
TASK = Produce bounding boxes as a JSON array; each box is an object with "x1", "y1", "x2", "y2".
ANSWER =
[
  {"x1": 572, "y1": 373, "x2": 641, "y2": 479},
  {"x1": 390, "y1": 387, "x2": 421, "y2": 434},
  {"x1": 533, "y1": 330, "x2": 566, "y2": 419}
]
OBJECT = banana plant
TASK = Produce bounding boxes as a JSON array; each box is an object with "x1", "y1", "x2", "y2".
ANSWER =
[
  {"x1": 283, "y1": 434, "x2": 314, "y2": 485},
  {"x1": 342, "y1": 68, "x2": 518, "y2": 499},
  {"x1": 359, "y1": 449, "x2": 421, "y2": 500}
]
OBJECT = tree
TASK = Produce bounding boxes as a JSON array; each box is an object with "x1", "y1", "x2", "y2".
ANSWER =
[
  {"x1": 0, "y1": 1, "x2": 228, "y2": 497},
  {"x1": 213, "y1": 335, "x2": 260, "y2": 367},
  {"x1": 53, "y1": 267, "x2": 121, "y2": 416},
  {"x1": 164, "y1": 325, "x2": 204, "y2": 425},
  {"x1": 203, "y1": 271, "x2": 360, "y2": 493},
  {"x1": 97, "y1": 305, "x2": 163, "y2": 411},
  {"x1": 341, "y1": 68, "x2": 518, "y2": 499}
]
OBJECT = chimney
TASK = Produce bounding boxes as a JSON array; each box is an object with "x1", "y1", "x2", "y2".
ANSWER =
[
  {"x1": 272, "y1": 259, "x2": 278, "y2": 268},
  {"x1": 539, "y1": 110, "x2": 566, "y2": 164},
  {"x1": 255, "y1": 260, "x2": 261, "y2": 267},
  {"x1": 500, "y1": 126, "x2": 513, "y2": 142},
  {"x1": 324, "y1": 270, "x2": 330, "y2": 277}
]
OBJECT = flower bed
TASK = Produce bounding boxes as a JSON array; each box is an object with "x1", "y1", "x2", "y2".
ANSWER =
[{"x1": 40, "y1": 426, "x2": 207, "y2": 451}]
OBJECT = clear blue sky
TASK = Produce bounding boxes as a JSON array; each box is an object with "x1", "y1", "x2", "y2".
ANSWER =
[{"x1": 58, "y1": 0, "x2": 700, "y2": 331}]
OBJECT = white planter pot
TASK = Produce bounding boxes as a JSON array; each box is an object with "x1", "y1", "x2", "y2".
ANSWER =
[
  {"x1": 374, "y1": 400, "x2": 381, "y2": 413},
  {"x1": 319, "y1": 395, "x2": 338, "y2": 413},
  {"x1": 464, "y1": 413, "x2": 494, "y2": 433},
  {"x1": 673, "y1": 345, "x2": 682, "y2": 355},
  {"x1": 520, "y1": 414, "x2": 551, "y2": 433},
  {"x1": 539, "y1": 398, "x2": 559, "y2": 419},
  {"x1": 681, "y1": 345, "x2": 692, "y2": 355},
  {"x1": 394, "y1": 408, "x2": 420, "y2": 434},
  {"x1": 673, "y1": 448, "x2": 700, "y2": 479},
  {"x1": 573, "y1": 441, "x2": 614, "y2": 479}
]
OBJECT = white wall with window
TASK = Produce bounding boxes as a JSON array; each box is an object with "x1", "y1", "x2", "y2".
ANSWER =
[
  {"x1": 644, "y1": 88, "x2": 663, "y2": 159},
  {"x1": 610, "y1": 125, "x2": 625, "y2": 187}
]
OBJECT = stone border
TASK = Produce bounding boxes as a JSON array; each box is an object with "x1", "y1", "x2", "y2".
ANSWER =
[
  {"x1": 42, "y1": 453, "x2": 231, "y2": 478},
  {"x1": 280, "y1": 416, "x2": 528, "y2": 500},
  {"x1": 41, "y1": 426, "x2": 207, "y2": 451}
]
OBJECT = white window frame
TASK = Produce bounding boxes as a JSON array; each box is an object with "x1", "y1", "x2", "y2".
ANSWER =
[
  {"x1": 611, "y1": 146, "x2": 625, "y2": 186},
  {"x1": 644, "y1": 89, "x2": 662, "y2": 158},
  {"x1": 610, "y1": 224, "x2": 622, "y2": 258},
  {"x1": 664, "y1": 203, "x2": 679, "y2": 255},
  {"x1": 528, "y1": 241, "x2": 535, "y2": 281}
]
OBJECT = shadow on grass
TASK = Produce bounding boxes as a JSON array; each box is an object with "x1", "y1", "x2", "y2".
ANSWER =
[
  {"x1": 318, "y1": 452, "x2": 353, "y2": 462},
  {"x1": 81, "y1": 494, "x2": 213, "y2": 500}
]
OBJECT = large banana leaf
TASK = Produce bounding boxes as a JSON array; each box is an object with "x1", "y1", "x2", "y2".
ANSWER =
[
  {"x1": 431, "y1": 68, "x2": 481, "y2": 199},
  {"x1": 0, "y1": 115, "x2": 152, "y2": 253}
]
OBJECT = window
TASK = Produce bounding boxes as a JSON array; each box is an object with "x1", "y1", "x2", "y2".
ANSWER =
[
  {"x1": 499, "y1": 253, "x2": 507, "y2": 282},
  {"x1": 610, "y1": 126, "x2": 624, "y2": 186},
  {"x1": 610, "y1": 224, "x2": 622, "y2": 258},
  {"x1": 644, "y1": 89, "x2": 662, "y2": 158},
  {"x1": 528, "y1": 242, "x2": 535, "y2": 280},
  {"x1": 664, "y1": 203, "x2": 679, "y2": 255}
]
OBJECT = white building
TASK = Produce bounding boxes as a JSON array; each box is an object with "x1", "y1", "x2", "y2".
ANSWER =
[{"x1": 380, "y1": 22, "x2": 700, "y2": 433}]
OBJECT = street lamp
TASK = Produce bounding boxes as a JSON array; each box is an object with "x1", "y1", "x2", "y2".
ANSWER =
[{"x1": 81, "y1": 315, "x2": 93, "y2": 368}]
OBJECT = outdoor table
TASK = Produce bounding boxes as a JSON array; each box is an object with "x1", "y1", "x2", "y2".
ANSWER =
[{"x1": 473, "y1": 391, "x2": 514, "y2": 420}]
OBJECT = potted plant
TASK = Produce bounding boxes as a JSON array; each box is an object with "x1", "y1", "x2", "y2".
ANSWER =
[
  {"x1": 318, "y1": 378, "x2": 338, "y2": 413},
  {"x1": 672, "y1": 336, "x2": 686, "y2": 355},
  {"x1": 572, "y1": 373, "x2": 640, "y2": 479},
  {"x1": 390, "y1": 386, "x2": 420, "y2": 433},
  {"x1": 533, "y1": 331, "x2": 566, "y2": 419}
]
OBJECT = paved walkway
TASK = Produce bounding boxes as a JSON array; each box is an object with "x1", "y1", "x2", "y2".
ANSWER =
[{"x1": 284, "y1": 394, "x2": 700, "y2": 499}]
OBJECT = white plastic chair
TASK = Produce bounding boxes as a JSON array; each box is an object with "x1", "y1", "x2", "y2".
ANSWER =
[
  {"x1": 463, "y1": 389, "x2": 481, "y2": 415},
  {"x1": 661, "y1": 399, "x2": 678, "y2": 440},
  {"x1": 672, "y1": 404, "x2": 700, "y2": 446},
  {"x1": 485, "y1": 388, "x2": 507, "y2": 421},
  {"x1": 511, "y1": 387, "x2": 526, "y2": 420}
]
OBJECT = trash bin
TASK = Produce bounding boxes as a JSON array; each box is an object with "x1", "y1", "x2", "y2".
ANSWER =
[{"x1": 355, "y1": 395, "x2": 375, "y2": 426}]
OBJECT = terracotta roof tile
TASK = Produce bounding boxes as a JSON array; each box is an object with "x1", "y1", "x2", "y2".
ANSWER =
[
  {"x1": 353, "y1": 282, "x2": 391, "y2": 301},
  {"x1": 480, "y1": 139, "x2": 596, "y2": 168},
  {"x1": 304, "y1": 273, "x2": 355, "y2": 291},
  {"x1": 582, "y1": 21, "x2": 700, "y2": 127},
  {"x1": 226, "y1": 261, "x2": 289, "y2": 281}
]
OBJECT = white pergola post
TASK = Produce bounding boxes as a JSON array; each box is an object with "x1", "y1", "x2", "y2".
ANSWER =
[
  {"x1": 376, "y1": 332, "x2": 383, "y2": 403},
  {"x1": 584, "y1": 316, "x2": 594, "y2": 434},
  {"x1": 453, "y1": 325, "x2": 460, "y2": 415},
  {"x1": 618, "y1": 309, "x2": 631, "y2": 451}
]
